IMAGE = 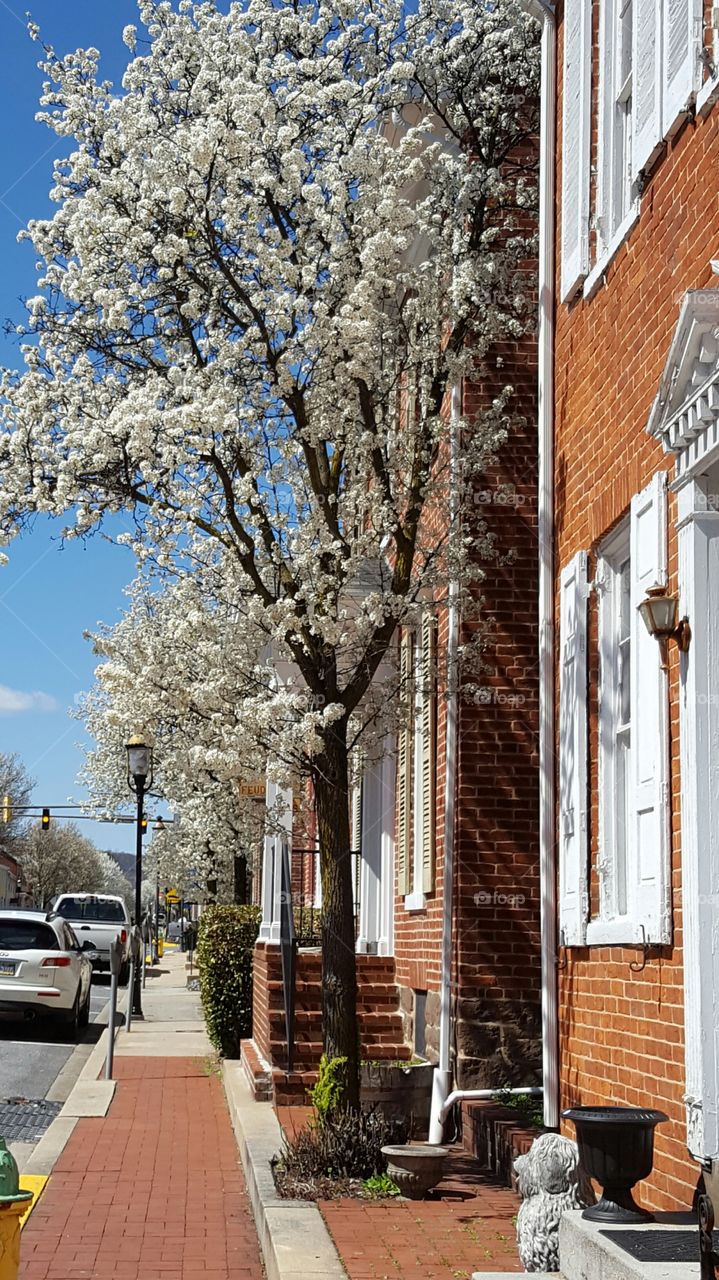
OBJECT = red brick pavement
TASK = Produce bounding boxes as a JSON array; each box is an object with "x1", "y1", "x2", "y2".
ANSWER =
[
  {"x1": 19, "y1": 1057, "x2": 264, "y2": 1280},
  {"x1": 277, "y1": 1106, "x2": 521, "y2": 1277},
  {"x1": 320, "y1": 1156, "x2": 522, "y2": 1280}
]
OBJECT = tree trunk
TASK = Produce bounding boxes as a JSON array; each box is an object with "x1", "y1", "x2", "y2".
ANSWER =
[
  {"x1": 313, "y1": 719, "x2": 360, "y2": 1111},
  {"x1": 233, "y1": 854, "x2": 247, "y2": 904}
]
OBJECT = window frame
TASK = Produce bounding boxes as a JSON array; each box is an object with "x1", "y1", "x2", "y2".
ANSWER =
[{"x1": 592, "y1": 519, "x2": 633, "y2": 937}]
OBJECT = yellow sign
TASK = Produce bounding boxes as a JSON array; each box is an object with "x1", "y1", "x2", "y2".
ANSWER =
[
  {"x1": 165, "y1": 889, "x2": 180, "y2": 904},
  {"x1": 239, "y1": 779, "x2": 266, "y2": 799}
]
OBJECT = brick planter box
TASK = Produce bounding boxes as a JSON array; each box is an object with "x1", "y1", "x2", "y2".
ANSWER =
[{"x1": 462, "y1": 1098, "x2": 543, "y2": 1188}]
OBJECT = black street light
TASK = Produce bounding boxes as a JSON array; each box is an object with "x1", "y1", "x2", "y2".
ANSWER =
[{"x1": 126, "y1": 734, "x2": 153, "y2": 1017}]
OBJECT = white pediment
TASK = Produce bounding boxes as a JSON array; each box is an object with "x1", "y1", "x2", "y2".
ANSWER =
[{"x1": 648, "y1": 291, "x2": 719, "y2": 477}]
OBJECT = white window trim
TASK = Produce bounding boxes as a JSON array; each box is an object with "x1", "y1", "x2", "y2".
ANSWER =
[
  {"x1": 583, "y1": 202, "x2": 640, "y2": 300},
  {"x1": 697, "y1": 71, "x2": 719, "y2": 115}
]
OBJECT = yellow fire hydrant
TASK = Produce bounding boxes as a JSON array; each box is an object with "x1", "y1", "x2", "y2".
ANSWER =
[{"x1": 0, "y1": 1139, "x2": 32, "y2": 1280}]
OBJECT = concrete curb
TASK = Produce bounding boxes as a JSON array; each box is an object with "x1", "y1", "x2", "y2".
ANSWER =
[
  {"x1": 21, "y1": 989, "x2": 127, "y2": 1178},
  {"x1": 222, "y1": 1060, "x2": 347, "y2": 1280}
]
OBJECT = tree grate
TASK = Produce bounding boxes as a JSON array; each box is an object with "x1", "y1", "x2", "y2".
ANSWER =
[{"x1": 0, "y1": 1097, "x2": 62, "y2": 1143}]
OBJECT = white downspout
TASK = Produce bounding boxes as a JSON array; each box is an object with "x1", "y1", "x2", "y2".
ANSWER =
[
  {"x1": 428, "y1": 383, "x2": 461, "y2": 1146},
  {"x1": 428, "y1": 2, "x2": 558, "y2": 1142},
  {"x1": 533, "y1": 0, "x2": 559, "y2": 1130}
]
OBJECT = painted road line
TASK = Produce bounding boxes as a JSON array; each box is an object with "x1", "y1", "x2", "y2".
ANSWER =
[{"x1": 19, "y1": 1175, "x2": 47, "y2": 1228}]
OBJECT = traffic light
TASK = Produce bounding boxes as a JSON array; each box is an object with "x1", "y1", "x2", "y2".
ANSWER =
[
  {"x1": 1, "y1": 795, "x2": 12, "y2": 824},
  {"x1": 41, "y1": 808, "x2": 50, "y2": 831},
  {"x1": 141, "y1": 815, "x2": 148, "y2": 833}
]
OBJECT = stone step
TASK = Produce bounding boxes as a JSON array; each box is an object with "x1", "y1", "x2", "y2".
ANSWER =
[{"x1": 559, "y1": 1209, "x2": 702, "y2": 1280}]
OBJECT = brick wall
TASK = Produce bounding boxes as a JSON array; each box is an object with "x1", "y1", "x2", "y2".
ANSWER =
[
  {"x1": 394, "y1": 327, "x2": 542, "y2": 1088},
  {"x1": 554, "y1": 14, "x2": 719, "y2": 1211}
]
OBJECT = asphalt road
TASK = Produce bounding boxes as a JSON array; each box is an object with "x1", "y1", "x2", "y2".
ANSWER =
[{"x1": 0, "y1": 978, "x2": 113, "y2": 1101}]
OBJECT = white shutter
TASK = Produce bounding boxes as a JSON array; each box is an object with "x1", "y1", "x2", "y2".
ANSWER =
[
  {"x1": 629, "y1": 472, "x2": 671, "y2": 943},
  {"x1": 663, "y1": 0, "x2": 702, "y2": 136},
  {"x1": 421, "y1": 615, "x2": 436, "y2": 894},
  {"x1": 397, "y1": 631, "x2": 412, "y2": 896},
  {"x1": 632, "y1": 0, "x2": 663, "y2": 180},
  {"x1": 351, "y1": 779, "x2": 363, "y2": 855},
  {"x1": 560, "y1": 0, "x2": 592, "y2": 301},
  {"x1": 559, "y1": 552, "x2": 589, "y2": 945}
]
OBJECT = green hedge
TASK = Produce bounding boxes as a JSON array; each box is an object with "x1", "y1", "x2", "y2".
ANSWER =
[{"x1": 197, "y1": 904, "x2": 261, "y2": 1057}]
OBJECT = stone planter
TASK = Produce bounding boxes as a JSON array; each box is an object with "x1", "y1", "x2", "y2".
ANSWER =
[
  {"x1": 381, "y1": 1144, "x2": 449, "y2": 1199},
  {"x1": 563, "y1": 1106, "x2": 668, "y2": 1224},
  {"x1": 361, "y1": 1060, "x2": 434, "y2": 1135}
]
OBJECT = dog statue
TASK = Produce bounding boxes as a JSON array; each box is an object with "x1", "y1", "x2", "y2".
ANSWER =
[{"x1": 515, "y1": 1132, "x2": 595, "y2": 1273}]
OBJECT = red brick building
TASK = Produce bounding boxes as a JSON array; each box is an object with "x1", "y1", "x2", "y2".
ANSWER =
[
  {"x1": 245, "y1": 346, "x2": 544, "y2": 1118},
  {"x1": 550, "y1": 0, "x2": 719, "y2": 1212}
]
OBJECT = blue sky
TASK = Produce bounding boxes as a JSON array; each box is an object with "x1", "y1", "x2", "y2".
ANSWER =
[{"x1": 0, "y1": 1, "x2": 150, "y2": 853}]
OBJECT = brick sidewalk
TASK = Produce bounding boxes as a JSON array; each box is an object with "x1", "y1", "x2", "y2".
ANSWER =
[
  {"x1": 276, "y1": 1107, "x2": 522, "y2": 1278},
  {"x1": 19, "y1": 1057, "x2": 264, "y2": 1280}
]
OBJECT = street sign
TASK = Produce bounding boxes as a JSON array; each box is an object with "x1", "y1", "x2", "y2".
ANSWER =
[
  {"x1": 165, "y1": 889, "x2": 180, "y2": 904},
  {"x1": 239, "y1": 779, "x2": 265, "y2": 799}
]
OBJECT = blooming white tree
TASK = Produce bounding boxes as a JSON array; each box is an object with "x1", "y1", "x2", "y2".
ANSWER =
[
  {"x1": 0, "y1": 0, "x2": 539, "y2": 1102},
  {"x1": 18, "y1": 821, "x2": 131, "y2": 907}
]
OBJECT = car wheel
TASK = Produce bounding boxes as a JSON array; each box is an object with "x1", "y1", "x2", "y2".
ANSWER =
[
  {"x1": 78, "y1": 985, "x2": 90, "y2": 1029},
  {"x1": 119, "y1": 961, "x2": 130, "y2": 987}
]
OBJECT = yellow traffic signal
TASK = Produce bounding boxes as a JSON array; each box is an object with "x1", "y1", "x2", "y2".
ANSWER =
[
  {"x1": 1, "y1": 795, "x2": 11, "y2": 824},
  {"x1": 141, "y1": 815, "x2": 148, "y2": 833},
  {"x1": 41, "y1": 808, "x2": 50, "y2": 831}
]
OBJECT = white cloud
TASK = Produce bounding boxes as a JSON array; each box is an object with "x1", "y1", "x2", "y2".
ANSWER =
[{"x1": 0, "y1": 685, "x2": 59, "y2": 714}]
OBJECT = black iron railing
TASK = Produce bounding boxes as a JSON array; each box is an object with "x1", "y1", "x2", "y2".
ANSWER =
[
  {"x1": 279, "y1": 839, "x2": 297, "y2": 1074},
  {"x1": 291, "y1": 846, "x2": 361, "y2": 945}
]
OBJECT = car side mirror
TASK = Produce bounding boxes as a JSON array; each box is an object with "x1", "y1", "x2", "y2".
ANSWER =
[{"x1": 80, "y1": 940, "x2": 96, "y2": 953}]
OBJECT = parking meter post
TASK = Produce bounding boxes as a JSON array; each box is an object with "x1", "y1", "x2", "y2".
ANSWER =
[
  {"x1": 125, "y1": 960, "x2": 133, "y2": 1031},
  {"x1": 106, "y1": 937, "x2": 122, "y2": 1079}
]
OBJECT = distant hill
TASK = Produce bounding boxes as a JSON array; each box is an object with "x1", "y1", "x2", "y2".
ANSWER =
[{"x1": 106, "y1": 851, "x2": 134, "y2": 884}]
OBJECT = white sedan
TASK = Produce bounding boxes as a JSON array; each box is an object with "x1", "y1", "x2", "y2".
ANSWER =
[{"x1": 0, "y1": 910, "x2": 93, "y2": 1036}]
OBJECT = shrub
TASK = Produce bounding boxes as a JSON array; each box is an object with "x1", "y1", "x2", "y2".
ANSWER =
[
  {"x1": 310, "y1": 1055, "x2": 348, "y2": 1120},
  {"x1": 274, "y1": 1108, "x2": 402, "y2": 1199},
  {"x1": 197, "y1": 904, "x2": 261, "y2": 1057},
  {"x1": 492, "y1": 1087, "x2": 544, "y2": 1131}
]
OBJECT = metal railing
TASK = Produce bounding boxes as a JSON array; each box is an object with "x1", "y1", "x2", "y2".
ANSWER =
[
  {"x1": 279, "y1": 839, "x2": 297, "y2": 1074},
  {"x1": 291, "y1": 846, "x2": 361, "y2": 946}
]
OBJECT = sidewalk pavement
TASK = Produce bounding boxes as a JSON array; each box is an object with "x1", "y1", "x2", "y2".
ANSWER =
[
  {"x1": 19, "y1": 955, "x2": 264, "y2": 1280},
  {"x1": 275, "y1": 1106, "x2": 523, "y2": 1278}
]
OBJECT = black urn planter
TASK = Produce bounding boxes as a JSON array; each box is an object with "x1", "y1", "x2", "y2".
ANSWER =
[{"x1": 563, "y1": 1106, "x2": 668, "y2": 1224}]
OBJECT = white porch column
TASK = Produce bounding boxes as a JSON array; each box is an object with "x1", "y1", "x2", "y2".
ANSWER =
[
  {"x1": 357, "y1": 739, "x2": 395, "y2": 956},
  {"x1": 678, "y1": 476, "x2": 719, "y2": 1160},
  {"x1": 258, "y1": 781, "x2": 293, "y2": 944}
]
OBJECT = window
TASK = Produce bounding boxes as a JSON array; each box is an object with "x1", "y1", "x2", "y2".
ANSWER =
[
  {"x1": 597, "y1": 522, "x2": 632, "y2": 920},
  {"x1": 55, "y1": 896, "x2": 126, "y2": 923},
  {"x1": 0, "y1": 919, "x2": 58, "y2": 950},
  {"x1": 562, "y1": 0, "x2": 703, "y2": 298},
  {"x1": 397, "y1": 617, "x2": 436, "y2": 907},
  {"x1": 597, "y1": 0, "x2": 636, "y2": 255},
  {"x1": 559, "y1": 473, "x2": 671, "y2": 946}
]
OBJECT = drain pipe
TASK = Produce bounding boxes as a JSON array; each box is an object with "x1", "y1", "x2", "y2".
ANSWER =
[
  {"x1": 429, "y1": 0, "x2": 558, "y2": 1142},
  {"x1": 438, "y1": 1086, "x2": 543, "y2": 1128},
  {"x1": 531, "y1": 0, "x2": 559, "y2": 1132},
  {"x1": 428, "y1": 382, "x2": 461, "y2": 1147}
]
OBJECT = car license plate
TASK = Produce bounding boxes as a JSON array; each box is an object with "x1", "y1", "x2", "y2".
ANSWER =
[{"x1": 0, "y1": 962, "x2": 15, "y2": 976}]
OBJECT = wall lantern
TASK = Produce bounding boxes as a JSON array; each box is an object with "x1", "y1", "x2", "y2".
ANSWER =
[{"x1": 637, "y1": 583, "x2": 691, "y2": 668}]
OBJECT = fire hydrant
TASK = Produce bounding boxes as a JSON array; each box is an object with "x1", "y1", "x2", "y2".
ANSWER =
[{"x1": 0, "y1": 1139, "x2": 32, "y2": 1280}]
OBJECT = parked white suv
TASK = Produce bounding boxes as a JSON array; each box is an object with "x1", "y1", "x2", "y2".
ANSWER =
[
  {"x1": 0, "y1": 909, "x2": 93, "y2": 1036},
  {"x1": 51, "y1": 894, "x2": 131, "y2": 984}
]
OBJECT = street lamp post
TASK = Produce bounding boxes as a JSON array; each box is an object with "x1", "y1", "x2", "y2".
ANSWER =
[{"x1": 126, "y1": 734, "x2": 153, "y2": 1018}]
